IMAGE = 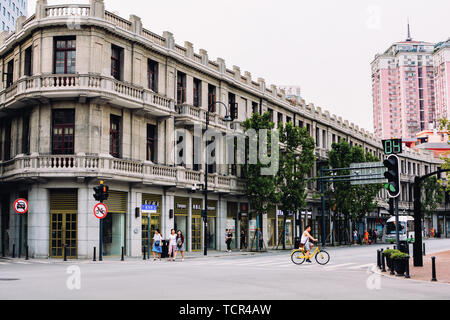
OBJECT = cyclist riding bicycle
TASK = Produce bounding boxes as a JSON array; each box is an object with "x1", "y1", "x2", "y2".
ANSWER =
[{"x1": 300, "y1": 225, "x2": 318, "y2": 263}]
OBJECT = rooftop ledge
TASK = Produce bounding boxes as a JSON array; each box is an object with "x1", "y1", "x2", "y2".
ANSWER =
[{"x1": 0, "y1": 0, "x2": 399, "y2": 147}]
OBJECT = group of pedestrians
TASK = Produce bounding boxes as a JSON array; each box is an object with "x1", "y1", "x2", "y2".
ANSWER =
[
  {"x1": 151, "y1": 229, "x2": 185, "y2": 262},
  {"x1": 353, "y1": 229, "x2": 379, "y2": 245}
]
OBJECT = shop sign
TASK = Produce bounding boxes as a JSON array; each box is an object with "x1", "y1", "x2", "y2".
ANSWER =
[{"x1": 142, "y1": 204, "x2": 157, "y2": 214}]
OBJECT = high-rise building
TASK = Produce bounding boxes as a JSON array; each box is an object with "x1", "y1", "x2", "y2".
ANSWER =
[
  {"x1": 434, "y1": 38, "x2": 450, "y2": 122},
  {"x1": 372, "y1": 24, "x2": 437, "y2": 140},
  {"x1": 278, "y1": 85, "x2": 302, "y2": 101},
  {"x1": 0, "y1": 0, "x2": 28, "y2": 33}
]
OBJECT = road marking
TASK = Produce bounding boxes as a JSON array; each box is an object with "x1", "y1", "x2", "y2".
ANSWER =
[
  {"x1": 322, "y1": 263, "x2": 356, "y2": 270},
  {"x1": 0, "y1": 262, "x2": 9, "y2": 265},
  {"x1": 14, "y1": 261, "x2": 31, "y2": 265},
  {"x1": 348, "y1": 263, "x2": 375, "y2": 270}
]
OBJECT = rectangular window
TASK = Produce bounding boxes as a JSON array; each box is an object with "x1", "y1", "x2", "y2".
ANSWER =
[
  {"x1": 229, "y1": 92, "x2": 237, "y2": 121},
  {"x1": 110, "y1": 115, "x2": 121, "y2": 158},
  {"x1": 208, "y1": 84, "x2": 216, "y2": 112},
  {"x1": 286, "y1": 116, "x2": 292, "y2": 124},
  {"x1": 316, "y1": 128, "x2": 320, "y2": 147},
  {"x1": 322, "y1": 130, "x2": 327, "y2": 148},
  {"x1": 252, "y1": 102, "x2": 259, "y2": 115},
  {"x1": 52, "y1": 109, "x2": 75, "y2": 155},
  {"x1": 24, "y1": 46, "x2": 32, "y2": 76},
  {"x1": 22, "y1": 115, "x2": 30, "y2": 155},
  {"x1": 4, "y1": 119, "x2": 11, "y2": 160},
  {"x1": 193, "y1": 78, "x2": 201, "y2": 107},
  {"x1": 146, "y1": 124, "x2": 157, "y2": 162},
  {"x1": 6, "y1": 59, "x2": 14, "y2": 88},
  {"x1": 111, "y1": 45, "x2": 123, "y2": 81},
  {"x1": 177, "y1": 71, "x2": 186, "y2": 105},
  {"x1": 147, "y1": 59, "x2": 158, "y2": 92},
  {"x1": 54, "y1": 37, "x2": 76, "y2": 74},
  {"x1": 277, "y1": 113, "x2": 283, "y2": 126}
]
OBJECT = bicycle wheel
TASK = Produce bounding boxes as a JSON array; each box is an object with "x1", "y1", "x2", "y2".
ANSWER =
[
  {"x1": 291, "y1": 250, "x2": 305, "y2": 265},
  {"x1": 315, "y1": 250, "x2": 330, "y2": 265}
]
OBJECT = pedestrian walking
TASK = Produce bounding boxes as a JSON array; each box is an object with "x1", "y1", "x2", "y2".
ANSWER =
[
  {"x1": 168, "y1": 229, "x2": 177, "y2": 261},
  {"x1": 152, "y1": 229, "x2": 162, "y2": 261},
  {"x1": 353, "y1": 229, "x2": 358, "y2": 245},
  {"x1": 364, "y1": 230, "x2": 369, "y2": 245},
  {"x1": 173, "y1": 230, "x2": 185, "y2": 261},
  {"x1": 372, "y1": 229, "x2": 378, "y2": 244},
  {"x1": 240, "y1": 230, "x2": 247, "y2": 251},
  {"x1": 225, "y1": 229, "x2": 233, "y2": 252},
  {"x1": 258, "y1": 228, "x2": 264, "y2": 250}
]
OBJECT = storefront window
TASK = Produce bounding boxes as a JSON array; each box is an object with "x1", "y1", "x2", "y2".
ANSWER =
[
  {"x1": 207, "y1": 200, "x2": 217, "y2": 250},
  {"x1": 227, "y1": 202, "x2": 238, "y2": 249},
  {"x1": 175, "y1": 197, "x2": 190, "y2": 250}
]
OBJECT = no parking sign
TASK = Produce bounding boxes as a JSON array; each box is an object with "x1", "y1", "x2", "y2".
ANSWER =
[{"x1": 14, "y1": 198, "x2": 29, "y2": 214}]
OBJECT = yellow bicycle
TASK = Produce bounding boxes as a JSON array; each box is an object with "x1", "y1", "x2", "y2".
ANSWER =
[{"x1": 290, "y1": 242, "x2": 330, "y2": 265}]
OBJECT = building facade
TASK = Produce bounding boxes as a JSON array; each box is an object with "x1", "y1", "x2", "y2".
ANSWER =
[
  {"x1": 0, "y1": 0, "x2": 27, "y2": 33},
  {"x1": 0, "y1": 0, "x2": 447, "y2": 259},
  {"x1": 434, "y1": 39, "x2": 450, "y2": 122}
]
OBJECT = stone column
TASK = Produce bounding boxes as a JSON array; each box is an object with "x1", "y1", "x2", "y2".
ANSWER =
[
  {"x1": 188, "y1": 197, "x2": 192, "y2": 252},
  {"x1": 89, "y1": 0, "x2": 105, "y2": 19},
  {"x1": 35, "y1": 0, "x2": 48, "y2": 19},
  {"x1": 77, "y1": 185, "x2": 98, "y2": 259},
  {"x1": 217, "y1": 198, "x2": 227, "y2": 251},
  {"x1": 28, "y1": 185, "x2": 49, "y2": 259},
  {"x1": 128, "y1": 189, "x2": 141, "y2": 257},
  {"x1": 162, "y1": 192, "x2": 174, "y2": 240}
]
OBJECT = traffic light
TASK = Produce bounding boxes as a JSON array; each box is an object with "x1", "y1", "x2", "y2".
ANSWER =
[
  {"x1": 383, "y1": 155, "x2": 400, "y2": 198},
  {"x1": 93, "y1": 181, "x2": 109, "y2": 203}
]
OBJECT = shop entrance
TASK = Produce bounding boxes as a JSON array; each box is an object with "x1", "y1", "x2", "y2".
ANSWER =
[
  {"x1": 142, "y1": 194, "x2": 162, "y2": 255},
  {"x1": 49, "y1": 190, "x2": 78, "y2": 259},
  {"x1": 102, "y1": 191, "x2": 127, "y2": 256},
  {"x1": 191, "y1": 216, "x2": 202, "y2": 251}
]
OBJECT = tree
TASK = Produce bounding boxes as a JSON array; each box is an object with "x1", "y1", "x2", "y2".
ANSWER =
[
  {"x1": 421, "y1": 176, "x2": 444, "y2": 218},
  {"x1": 277, "y1": 121, "x2": 315, "y2": 248},
  {"x1": 242, "y1": 112, "x2": 278, "y2": 242},
  {"x1": 327, "y1": 140, "x2": 382, "y2": 244}
]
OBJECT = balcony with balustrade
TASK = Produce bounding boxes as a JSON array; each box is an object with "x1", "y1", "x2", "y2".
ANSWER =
[
  {"x1": 0, "y1": 74, "x2": 175, "y2": 117},
  {"x1": 0, "y1": 154, "x2": 246, "y2": 195}
]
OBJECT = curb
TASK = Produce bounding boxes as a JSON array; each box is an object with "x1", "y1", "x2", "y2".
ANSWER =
[{"x1": 371, "y1": 266, "x2": 450, "y2": 287}]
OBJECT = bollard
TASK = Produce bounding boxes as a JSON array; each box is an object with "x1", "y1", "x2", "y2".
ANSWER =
[
  {"x1": 377, "y1": 250, "x2": 381, "y2": 269},
  {"x1": 393, "y1": 245, "x2": 396, "y2": 250},
  {"x1": 63, "y1": 244, "x2": 67, "y2": 262},
  {"x1": 381, "y1": 251, "x2": 386, "y2": 272},
  {"x1": 405, "y1": 257, "x2": 410, "y2": 279},
  {"x1": 423, "y1": 243, "x2": 426, "y2": 256},
  {"x1": 431, "y1": 256, "x2": 437, "y2": 282},
  {"x1": 93, "y1": 247, "x2": 96, "y2": 262},
  {"x1": 12, "y1": 244, "x2": 16, "y2": 258},
  {"x1": 143, "y1": 246, "x2": 147, "y2": 260},
  {"x1": 121, "y1": 247, "x2": 124, "y2": 261},
  {"x1": 25, "y1": 246, "x2": 29, "y2": 261}
]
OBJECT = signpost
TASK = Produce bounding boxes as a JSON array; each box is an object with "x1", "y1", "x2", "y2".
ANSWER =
[
  {"x1": 14, "y1": 198, "x2": 28, "y2": 258},
  {"x1": 93, "y1": 181, "x2": 109, "y2": 261}
]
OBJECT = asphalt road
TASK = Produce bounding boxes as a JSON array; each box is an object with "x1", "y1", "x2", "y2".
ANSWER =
[{"x1": 0, "y1": 239, "x2": 449, "y2": 300}]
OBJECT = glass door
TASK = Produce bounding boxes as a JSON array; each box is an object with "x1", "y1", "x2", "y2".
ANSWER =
[
  {"x1": 191, "y1": 216, "x2": 202, "y2": 251},
  {"x1": 102, "y1": 213, "x2": 125, "y2": 256},
  {"x1": 50, "y1": 212, "x2": 77, "y2": 258}
]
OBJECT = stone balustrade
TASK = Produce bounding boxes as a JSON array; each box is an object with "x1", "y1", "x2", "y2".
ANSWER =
[
  {"x1": 0, "y1": 154, "x2": 246, "y2": 193},
  {"x1": 0, "y1": 74, "x2": 174, "y2": 114}
]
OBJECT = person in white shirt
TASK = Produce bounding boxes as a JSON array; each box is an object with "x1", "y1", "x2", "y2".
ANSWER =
[
  {"x1": 168, "y1": 229, "x2": 177, "y2": 261},
  {"x1": 152, "y1": 229, "x2": 162, "y2": 261},
  {"x1": 300, "y1": 225, "x2": 318, "y2": 263}
]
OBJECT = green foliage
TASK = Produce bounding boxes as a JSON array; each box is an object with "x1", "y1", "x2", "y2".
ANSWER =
[
  {"x1": 383, "y1": 249, "x2": 400, "y2": 257},
  {"x1": 327, "y1": 140, "x2": 383, "y2": 222},
  {"x1": 242, "y1": 112, "x2": 278, "y2": 217},
  {"x1": 390, "y1": 252, "x2": 410, "y2": 260},
  {"x1": 421, "y1": 176, "x2": 444, "y2": 217},
  {"x1": 277, "y1": 121, "x2": 315, "y2": 216}
]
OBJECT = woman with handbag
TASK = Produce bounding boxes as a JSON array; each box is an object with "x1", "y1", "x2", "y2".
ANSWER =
[
  {"x1": 152, "y1": 229, "x2": 162, "y2": 261},
  {"x1": 174, "y1": 230, "x2": 185, "y2": 261}
]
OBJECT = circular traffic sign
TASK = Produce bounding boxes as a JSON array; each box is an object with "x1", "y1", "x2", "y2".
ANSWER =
[
  {"x1": 13, "y1": 198, "x2": 29, "y2": 214},
  {"x1": 93, "y1": 203, "x2": 108, "y2": 220}
]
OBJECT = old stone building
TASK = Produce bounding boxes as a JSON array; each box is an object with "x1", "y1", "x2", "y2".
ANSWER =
[{"x1": 0, "y1": 0, "x2": 446, "y2": 259}]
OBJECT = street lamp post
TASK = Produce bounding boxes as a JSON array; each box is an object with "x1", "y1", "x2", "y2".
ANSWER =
[{"x1": 204, "y1": 101, "x2": 232, "y2": 256}]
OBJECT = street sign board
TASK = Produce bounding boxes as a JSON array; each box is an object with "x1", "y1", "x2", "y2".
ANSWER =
[
  {"x1": 93, "y1": 203, "x2": 108, "y2": 220},
  {"x1": 141, "y1": 204, "x2": 157, "y2": 214},
  {"x1": 350, "y1": 162, "x2": 386, "y2": 185},
  {"x1": 13, "y1": 198, "x2": 29, "y2": 214}
]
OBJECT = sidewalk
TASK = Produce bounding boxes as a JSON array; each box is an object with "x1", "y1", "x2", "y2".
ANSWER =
[{"x1": 409, "y1": 251, "x2": 450, "y2": 284}]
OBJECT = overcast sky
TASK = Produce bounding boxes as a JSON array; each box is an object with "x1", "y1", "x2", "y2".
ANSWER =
[{"x1": 28, "y1": 0, "x2": 450, "y2": 132}]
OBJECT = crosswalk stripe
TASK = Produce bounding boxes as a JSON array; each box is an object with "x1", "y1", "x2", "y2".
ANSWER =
[
  {"x1": 323, "y1": 263, "x2": 356, "y2": 270},
  {"x1": 348, "y1": 263, "x2": 375, "y2": 270}
]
